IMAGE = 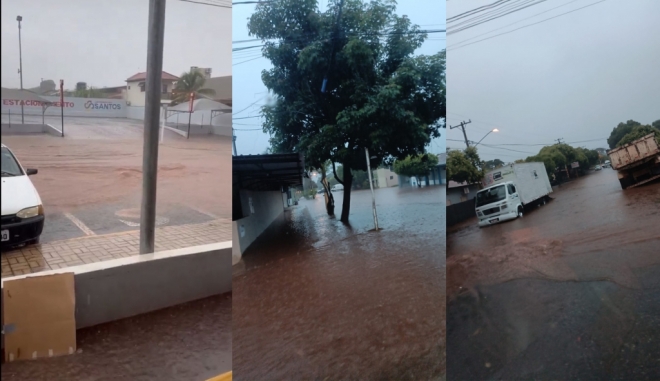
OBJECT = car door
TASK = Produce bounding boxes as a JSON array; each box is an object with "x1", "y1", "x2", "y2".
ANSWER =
[{"x1": 507, "y1": 184, "x2": 519, "y2": 206}]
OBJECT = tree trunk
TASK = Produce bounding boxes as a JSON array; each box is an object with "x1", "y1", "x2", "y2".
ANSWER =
[
  {"x1": 321, "y1": 167, "x2": 335, "y2": 215},
  {"x1": 340, "y1": 165, "x2": 353, "y2": 223}
]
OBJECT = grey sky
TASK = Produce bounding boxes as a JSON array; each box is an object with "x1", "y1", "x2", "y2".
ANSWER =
[
  {"x1": 447, "y1": 0, "x2": 660, "y2": 162},
  {"x1": 1, "y1": 0, "x2": 231, "y2": 90},
  {"x1": 232, "y1": 0, "x2": 446, "y2": 156}
]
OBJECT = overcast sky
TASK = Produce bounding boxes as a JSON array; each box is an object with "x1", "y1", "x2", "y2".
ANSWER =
[
  {"x1": 1, "y1": 0, "x2": 231, "y2": 90},
  {"x1": 232, "y1": 0, "x2": 446, "y2": 156},
  {"x1": 447, "y1": 0, "x2": 660, "y2": 162}
]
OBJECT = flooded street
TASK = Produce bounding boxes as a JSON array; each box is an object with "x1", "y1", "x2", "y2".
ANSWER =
[
  {"x1": 233, "y1": 186, "x2": 446, "y2": 380},
  {"x1": 446, "y1": 169, "x2": 660, "y2": 380},
  {"x1": 1, "y1": 294, "x2": 232, "y2": 381}
]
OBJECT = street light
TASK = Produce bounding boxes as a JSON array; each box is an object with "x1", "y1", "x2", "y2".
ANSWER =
[
  {"x1": 473, "y1": 128, "x2": 499, "y2": 147},
  {"x1": 17, "y1": 15, "x2": 24, "y2": 124}
]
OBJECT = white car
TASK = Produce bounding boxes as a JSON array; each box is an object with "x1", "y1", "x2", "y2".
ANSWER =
[
  {"x1": 1, "y1": 144, "x2": 44, "y2": 246},
  {"x1": 331, "y1": 184, "x2": 344, "y2": 192},
  {"x1": 595, "y1": 165, "x2": 602, "y2": 171}
]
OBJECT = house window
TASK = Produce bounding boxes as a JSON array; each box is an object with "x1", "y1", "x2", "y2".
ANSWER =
[
  {"x1": 162, "y1": 84, "x2": 168, "y2": 94},
  {"x1": 139, "y1": 82, "x2": 145, "y2": 92},
  {"x1": 390, "y1": 176, "x2": 393, "y2": 180},
  {"x1": 128, "y1": 85, "x2": 131, "y2": 90}
]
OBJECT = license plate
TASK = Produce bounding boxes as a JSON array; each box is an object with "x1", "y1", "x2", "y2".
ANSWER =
[
  {"x1": 489, "y1": 218, "x2": 499, "y2": 223},
  {"x1": 1, "y1": 229, "x2": 8, "y2": 242}
]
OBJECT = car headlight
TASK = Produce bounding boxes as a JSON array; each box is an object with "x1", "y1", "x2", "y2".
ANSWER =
[
  {"x1": 16, "y1": 205, "x2": 44, "y2": 219},
  {"x1": 477, "y1": 211, "x2": 483, "y2": 216}
]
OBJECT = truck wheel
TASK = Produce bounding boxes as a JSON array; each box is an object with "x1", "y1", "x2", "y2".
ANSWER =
[
  {"x1": 517, "y1": 206, "x2": 524, "y2": 218},
  {"x1": 541, "y1": 198, "x2": 546, "y2": 206}
]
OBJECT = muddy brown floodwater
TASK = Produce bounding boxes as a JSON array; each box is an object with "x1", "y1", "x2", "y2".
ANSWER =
[
  {"x1": 446, "y1": 169, "x2": 660, "y2": 380},
  {"x1": 233, "y1": 186, "x2": 446, "y2": 380},
  {"x1": 1, "y1": 294, "x2": 232, "y2": 381}
]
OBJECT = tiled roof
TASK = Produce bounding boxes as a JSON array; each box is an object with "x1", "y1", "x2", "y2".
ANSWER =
[{"x1": 126, "y1": 71, "x2": 179, "y2": 82}]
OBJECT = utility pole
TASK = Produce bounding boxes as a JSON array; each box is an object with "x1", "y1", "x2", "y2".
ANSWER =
[
  {"x1": 365, "y1": 147, "x2": 379, "y2": 231},
  {"x1": 139, "y1": 0, "x2": 166, "y2": 255},
  {"x1": 449, "y1": 120, "x2": 472, "y2": 149},
  {"x1": 232, "y1": 132, "x2": 238, "y2": 156},
  {"x1": 555, "y1": 138, "x2": 564, "y2": 145},
  {"x1": 17, "y1": 16, "x2": 24, "y2": 124}
]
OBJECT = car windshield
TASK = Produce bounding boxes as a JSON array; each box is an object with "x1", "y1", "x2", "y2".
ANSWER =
[
  {"x1": 476, "y1": 184, "x2": 506, "y2": 207},
  {"x1": 1, "y1": 147, "x2": 23, "y2": 176}
]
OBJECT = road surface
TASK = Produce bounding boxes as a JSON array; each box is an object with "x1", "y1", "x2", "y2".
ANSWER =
[
  {"x1": 233, "y1": 186, "x2": 446, "y2": 380},
  {"x1": 446, "y1": 168, "x2": 660, "y2": 380}
]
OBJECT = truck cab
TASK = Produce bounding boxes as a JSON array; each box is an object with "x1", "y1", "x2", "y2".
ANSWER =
[{"x1": 475, "y1": 181, "x2": 523, "y2": 227}]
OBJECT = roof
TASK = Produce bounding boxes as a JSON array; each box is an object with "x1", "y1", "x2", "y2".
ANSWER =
[
  {"x1": 167, "y1": 98, "x2": 232, "y2": 113},
  {"x1": 125, "y1": 71, "x2": 179, "y2": 82},
  {"x1": 0, "y1": 88, "x2": 53, "y2": 104},
  {"x1": 447, "y1": 180, "x2": 479, "y2": 189},
  {"x1": 233, "y1": 153, "x2": 305, "y2": 191}
]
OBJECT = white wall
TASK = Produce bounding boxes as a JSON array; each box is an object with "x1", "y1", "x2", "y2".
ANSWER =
[
  {"x1": 1, "y1": 96, "x2": 125, "y2": 118},
  {"x1": 232, "y1": 190, "x2": 286, "y2": 263}
]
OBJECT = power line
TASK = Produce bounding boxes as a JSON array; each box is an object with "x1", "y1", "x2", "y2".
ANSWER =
[
  {"x1": 448, "y1": 0, "x2": 511, "y2": 22},
  {"x1": 447, "y1": 0, "x2": 608, "y2": 51},
  {"x1": 178, "y1": 0, "x2": 231, "y2": 8},
  {"x1": 449, "y1": 0, "x2": 582, "y2": 48},
  {"x1": 233, "y1": 55, "x2": 266, "y2": 66},
  {"x1": 448, "y1": 0, "x2": 550, "y2": 35}
]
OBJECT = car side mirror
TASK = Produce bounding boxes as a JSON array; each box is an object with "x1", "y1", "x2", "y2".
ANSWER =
[{"x1": 26, "y1": 168, "x2": 38, "y2": 176}]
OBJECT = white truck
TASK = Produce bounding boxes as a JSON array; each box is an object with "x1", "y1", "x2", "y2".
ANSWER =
[
  {"x1": 607, "y1": 133, "x2": 660, "y2": 189},
  {"x1": 475, "y1": 162, "x2": 552, "y2": 227}
]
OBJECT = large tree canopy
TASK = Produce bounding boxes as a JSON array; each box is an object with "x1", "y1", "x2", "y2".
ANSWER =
[
  {"x1": 525, "y1": 144, "x2": 600, "y2": 177},
  {"x1": 171, "y1": 69, "x2": 216, "y2": 106},
  {"x1": 249, "y1": 0, "x2": 445, "y2": 221}
]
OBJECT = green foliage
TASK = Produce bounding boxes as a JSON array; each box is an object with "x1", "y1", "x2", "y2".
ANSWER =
[
  {"x1": 393, "y1": 153, "x2": 439, "y2": 178},
  {"x1": 482, "y1": 158, "x2": 504, "y2": 171},
  {"x1": 447, "y1": 147, "x2": 483, "y2": 184},
  {"x1": 616, "y1": 124, "x2": 660, "y2": 147},
  {"x1": 72, "y1": 87, "x2": 105, "y2": 98},
  {"x1": 653, "y1": 120, "x2": 660, "y2": 129},
  {"x1": 249, "y1": 0, "x2": 445, "y2": 176},
  {"x1": 607, "y1": 120, "x2": 641, "y2": 149},
  {"x1": 333, "y1": 165, "x2": 370, "y2": 189},
  {"x1": 171, "y1": 70, "x2": 216, "y2": 105},
  {"x1": 525, "y1": 143, "x2": 600, "y2": 176}
]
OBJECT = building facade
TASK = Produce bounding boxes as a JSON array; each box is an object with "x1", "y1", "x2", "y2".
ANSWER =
[
  {"x1": 125, "y1": 71, "x2": 179, "y2": 107},
  {"x1": 374, "y1": 167, "x2": 399, "y2": 188}
]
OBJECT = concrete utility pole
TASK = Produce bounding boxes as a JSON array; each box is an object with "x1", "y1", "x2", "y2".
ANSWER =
[
  {"x1": 450, "y1": 120, "x2": 472, "y2": 149},
  {"x1": 365, "y1": 147, "x2": 379, "y2": 231},
  {"x1": 17, "y1": 16, "x2": 24, "y2": 124},
  {"x1": 140, "y1": 0, "x2": 166, "y2": 254},
  {"x1": 232, "y1": 132, "x2": 238, "y2": 156}
]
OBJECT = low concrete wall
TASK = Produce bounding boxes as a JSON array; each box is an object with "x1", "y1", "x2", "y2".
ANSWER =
[
  {"x1": 447, "y1": 198, "x2": 476, "y2": 227},
  {"x1": 1, "y1": 123, "x2": 62, "y2": 136},
  {"x1": 232, "y1": 190, "x2": 286, "y2": 263},
  {"x1": 164, "y1": 125, "x2": 188, "y2": 138},
  {"x1": 1, "y1": 241, "x2": 232, "y2": 349}
]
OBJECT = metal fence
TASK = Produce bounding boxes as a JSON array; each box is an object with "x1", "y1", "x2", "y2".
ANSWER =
[{"x1": 447, "y1": 198, "x2": 476, "y2": 227}]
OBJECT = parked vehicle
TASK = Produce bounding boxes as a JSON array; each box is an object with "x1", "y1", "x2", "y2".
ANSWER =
[
  {"x1": 595, "y1": 165, "x2": 602, "y2": 171},
  {"x1": 476, "y1": 162, "x2": 552, "y2": 227},
  {"x1": 607, "y1": 133, "x2": 660, "y2": 189},
  {"x1": 1, "y1": 144, "x2": 44, "y2": 246},
  {"x1": 331, "y1": 184, "x2": 344, "y2": 192}
]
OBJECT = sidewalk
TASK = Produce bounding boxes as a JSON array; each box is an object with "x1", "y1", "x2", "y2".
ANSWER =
[{"x1": 1, "y1": 219, "x2": 232, "y2": 277}]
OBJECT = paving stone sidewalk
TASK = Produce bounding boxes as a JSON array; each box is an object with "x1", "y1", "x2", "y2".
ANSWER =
[{"x1": 1, "y1": 219, "x2": 232, "y2": 278}]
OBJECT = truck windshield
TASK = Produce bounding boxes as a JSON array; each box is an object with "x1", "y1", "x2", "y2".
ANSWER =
[{"x1": 476, "y1": 184, "x2": 506, "y2": 207}]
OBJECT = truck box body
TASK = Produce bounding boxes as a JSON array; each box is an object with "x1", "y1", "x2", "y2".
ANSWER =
[
  {"x1": 482, "y1": 162, "x2": 552, "y2": 205},
  {"x1": 475, "y1": 162, "x2": 552, "y2": 227},
  {"x1": 607, "y1": 133, "x2": 660, "y2": 189}
]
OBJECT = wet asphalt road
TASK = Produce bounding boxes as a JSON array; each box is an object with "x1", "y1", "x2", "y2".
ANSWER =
[
  {"x1": 1, "y1": 294, "x2": 232, "y2": 381},
  {"x1": 446, "y1": 169, "x2": 660, "y2": 380},
  {"x1": 233, "y1": 185, "x2": 446, "y2": 380}
]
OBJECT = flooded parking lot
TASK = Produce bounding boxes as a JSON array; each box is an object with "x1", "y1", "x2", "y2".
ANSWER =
[
  {"x1": 233, "y1": 185, "x2": 446, "y2": 380},
  {"x1": 1, "y1": 294, "x2": 232, "y2": 381},
  {"x1": 446, "y1": 169, "x2": 660, "y2": 380}
]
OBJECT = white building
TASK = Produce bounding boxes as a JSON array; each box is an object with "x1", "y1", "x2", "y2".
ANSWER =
[{"x1": 124, "y1": 71, "x2": 179, "y2": 107}]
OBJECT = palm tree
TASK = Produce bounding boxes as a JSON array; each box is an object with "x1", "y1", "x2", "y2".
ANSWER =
[{"x1": 170, "y1": 69, "x2": 216, "y2": 105}]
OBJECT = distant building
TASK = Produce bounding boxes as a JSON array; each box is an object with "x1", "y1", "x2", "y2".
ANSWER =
[
  {"x1": 374, "y1": 167, "x2": 399, "y2": 188},
  {"x1": 203, "y1": 76, "x2": 232, "y2": 107},
  {"x1": 397, "y1": 153, "x2": 446, "y2": 187},
  {"x1": 125, "y1": 71, "x2": 179, "y2": 107},
  {"x1": 447, "y1": 180, "x2": 480, "y2": 205}
]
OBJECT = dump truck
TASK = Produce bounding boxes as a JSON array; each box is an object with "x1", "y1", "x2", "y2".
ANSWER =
[
  {"x1": 607, "y1": 133, "x2": 660, "y2": 189},
  {"x1": 475, "y1": 162, "x2": 552, "y2": 227}
]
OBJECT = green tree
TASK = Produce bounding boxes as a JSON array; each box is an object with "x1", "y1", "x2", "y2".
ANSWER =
[
  {"x1": 249, "y1": 0, "x2": 445, "y2": 222},
  {"x1": 171, "y1": 69, "x2": 216, "y2": 105},
  {"x1": 607, "y1": 120, "x2": 641, "y2": 149},
  {"x1": 482, "y1": 158, "x2": 504, "y2": 171},
  {"x1": 393, "y1": 153, "x2": 439, "y2": 183},
  {"x1": 616, "y1": 124, "x2": 660, "y2": 147},
  {"x1": 447, "y1": 147, "x2": 482, "y2": 184},
  {"x1": 652, "y1": 119, "x2": 660, "y2": 129},
  {"x1": 72, "y1": 86, "x2": 105, "y2": 98}
]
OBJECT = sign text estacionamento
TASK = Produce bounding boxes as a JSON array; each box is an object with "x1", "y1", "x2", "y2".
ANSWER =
[{"x1": 2, "y1": 99, "x2": 74, "y2": 108}]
